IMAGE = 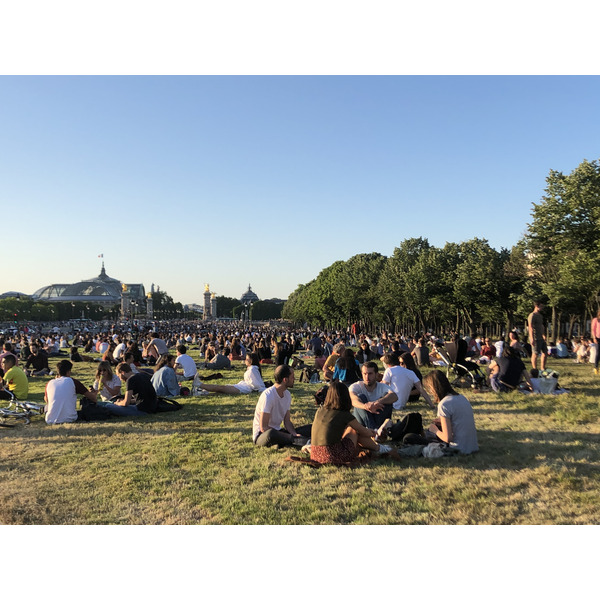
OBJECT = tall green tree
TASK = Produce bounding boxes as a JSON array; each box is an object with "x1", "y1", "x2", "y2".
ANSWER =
[{"x1": 526, "y1": 158, "x2": 600, "y2": 340}]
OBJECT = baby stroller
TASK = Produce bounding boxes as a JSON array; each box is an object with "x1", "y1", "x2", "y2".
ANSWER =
[{"x1": 436, "y1": 344, "x2": 487, "y2": 389}]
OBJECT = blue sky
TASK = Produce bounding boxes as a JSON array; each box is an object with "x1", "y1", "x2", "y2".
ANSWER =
[{"x1": 2, "y1": 75, "x2": 600, "y2": 304}]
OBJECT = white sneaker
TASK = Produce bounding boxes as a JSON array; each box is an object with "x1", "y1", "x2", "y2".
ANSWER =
[{"x1": 301, "y1": 442, "x2": 311, "y2": 454}]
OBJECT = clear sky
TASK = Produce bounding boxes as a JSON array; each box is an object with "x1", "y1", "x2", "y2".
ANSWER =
[{"x1": 2, "y1": 75, "x2": 599, "y2": 304}]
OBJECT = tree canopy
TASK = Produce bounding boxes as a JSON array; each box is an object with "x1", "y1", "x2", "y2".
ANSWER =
[{"x1": 283, "y1": 158, "x2": 600, "y2": 340}]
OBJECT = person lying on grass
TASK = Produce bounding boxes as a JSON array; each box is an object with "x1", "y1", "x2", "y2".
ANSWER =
[
  {"x1": 252, "y1": 364, "x2": 311, "y2": 448},
  {"x1": 422, "y1": 370, "x2": 479, "y2": 454},
  {"x1": 310, "y1": 380, "x2": 396, "y2": 464},
  {"x1": 198, "y1": 353, "x2": 265, "y2": 396}
]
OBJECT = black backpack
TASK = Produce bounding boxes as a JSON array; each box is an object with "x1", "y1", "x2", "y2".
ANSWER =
[
  {"x1": 78, "y1": 398, "x2": 113, "y2": 422},
  {"x1": 156, "y1": 397, "x2": 183, "y2": 412}
]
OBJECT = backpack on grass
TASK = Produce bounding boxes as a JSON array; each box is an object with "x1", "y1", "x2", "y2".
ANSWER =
[{"x1": 156, "y1": 397, "x2": 183, "y2": 412}]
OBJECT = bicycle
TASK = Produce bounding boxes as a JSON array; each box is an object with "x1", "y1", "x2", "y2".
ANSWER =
[{"x1": 0, "y1": 392, "x2": 45, "y2": 426}]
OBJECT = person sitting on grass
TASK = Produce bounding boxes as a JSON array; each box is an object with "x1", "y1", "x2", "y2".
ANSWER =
[
  {"x1": 380, "y1": 352, "x2": 434, "y2": 411},
  {"x1": 489, "y1": 346, "x2": 533, "y2": 393},
  {"x1": 25, "y1": 344, "x2": 50, "y2": 377},
  {"x1": 174, "y1": 345, "x2": 198, "y2": 382},
  {"x1": 349, "y1": 361, "x2": 397, "y2": 430},
  {"x1": 44, "y1": 360, "x2": 98, "y2": 425},
  {"x1": 252, "y1": 364, "x2": 311, "y2": 448},
  {"x1": 92, "y1": 361, "x2": 122, "y2": 401},
  {"x1": 322, "y1": 342, "x2": 345, "y2": 382},
  {"x1": 332, "y1": 348, "x2": 362, "y2": 385},
  {"x1": 203, "y1": 346, "x2": 232, "y2": 370},
  {"x1": 151, "y1": 354, "x2": 181, "y2": 397},
  {"x1": 422, "y1": 370, "x2": 479, "y2": 454},
  {"x1": 198, "y1": 353, "x2": 265, "y2": 396},
  {"x1": 310, "y1": 380, "x2": 395, "y2": 464},
  {"x1": 99, "y1": 363, "x2": 158, "y2": 417},
  {"x1": 0, "y1": 354, "x2": 29, "y2": 400}
]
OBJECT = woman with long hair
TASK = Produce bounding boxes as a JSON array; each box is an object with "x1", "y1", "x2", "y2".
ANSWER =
[
  {"x1": 399, "y1": 351, "x2": 423, "y2": 402},
  {"x1": 332, "y1": 348, "x2": 362, "y2": 385},
  {"x1": 198, "y1": 353, "x2": 265, "y2": 395},
  {"x1": 151, "y1": 354, "x2": 180, "y2": 397},
  {"x1": 310, "y1": 380, "x2": 394, "y2": 464},
  {"x1": 93, "y1": 361, "x2": 122, "y2": 401},
  {"x1": 422, "y1": 370, "x2": 479, "y2": 454}
]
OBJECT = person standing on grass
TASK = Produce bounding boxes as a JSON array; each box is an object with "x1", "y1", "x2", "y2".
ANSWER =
[
  {"x1": 422, "y1": 370, "x2": 479, "y2": 455},
  {"x1": 591, "y1": 309, "x2": 600, "y2": 375},
  {"x1": 310, "y1": 381, "x2": 395, "y2": 464},
  {"x1": 528, "y1": 300, "x2": 548, "y2": 371},
  {"x1": 349, "y1": 361, "x2": 397, "y2": 430},
  {"x1": 253, "y1": 364, "x2": 311, "y2": 448}
]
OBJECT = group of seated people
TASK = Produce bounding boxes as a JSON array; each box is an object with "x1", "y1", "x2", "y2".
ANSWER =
[
  {"x1": 24, "y1": 325, "x2": 595, "y2": 466},
  {"x1": 251, "y1": 361, "x2": 479, "y2": 465}
]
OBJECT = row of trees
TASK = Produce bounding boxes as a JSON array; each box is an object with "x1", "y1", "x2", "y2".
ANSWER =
[
  {"x1": 214, "y1": 296, "x2": 283, "y2": 320},
  {"x1": 282, "y1": 159, "x2": 600, "y2": 342}
]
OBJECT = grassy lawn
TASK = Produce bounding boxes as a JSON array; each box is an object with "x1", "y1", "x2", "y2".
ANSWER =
[{"x1": 1, "y1": 350, "x2": 599, "y2": 525}]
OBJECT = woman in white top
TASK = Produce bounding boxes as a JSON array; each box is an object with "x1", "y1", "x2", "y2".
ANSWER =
[
  {"x1": 198, "y1": 353, "x2": 265, "y2": 395},
  {"x1": 422, "y1": 370, "x2": 479, "y2": 454},
  {"x1": 92, "y1": 361, "x2": 122, "y2": 401}
]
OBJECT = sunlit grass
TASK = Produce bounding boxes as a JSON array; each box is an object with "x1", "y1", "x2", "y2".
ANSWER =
[{"x1": 1, "y1": 349, "x2": 599, "y2": 524}]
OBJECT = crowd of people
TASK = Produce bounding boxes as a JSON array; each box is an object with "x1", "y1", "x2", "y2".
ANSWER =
[{"x1": 0, "y1": 300, "x2": 594, "y2": 465}]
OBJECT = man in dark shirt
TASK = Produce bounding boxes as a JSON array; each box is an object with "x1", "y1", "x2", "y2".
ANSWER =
[
  {"x1": 25, "y1": 344, "x2": 50, "y2": 376},
  {"x1": 101, "y1": 363, "x2": 157, "y2": 416}
]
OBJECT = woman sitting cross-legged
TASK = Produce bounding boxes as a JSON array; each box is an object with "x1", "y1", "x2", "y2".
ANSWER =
[
  {"x1": 310, "y1": 381, "x2": 396, "y2": 464},
  {"x1": 422, "y1": 370, "x2": 479, "y2": 454},
  {"x1": 197, "y1": 353, "x2": 265, "y2": 395}
]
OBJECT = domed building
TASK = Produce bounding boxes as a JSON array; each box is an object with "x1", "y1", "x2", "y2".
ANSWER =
[
  {"x1": 240, "y1": 284, "x2": 259, "y2": 305},
  {"x1": 32, "y1": 263, "x2": 146, "y2": 309}
]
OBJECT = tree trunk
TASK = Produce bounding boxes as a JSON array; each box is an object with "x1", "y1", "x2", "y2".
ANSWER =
[{"x1": 550, "y1": 306, "x2": 558, "y2": 345}]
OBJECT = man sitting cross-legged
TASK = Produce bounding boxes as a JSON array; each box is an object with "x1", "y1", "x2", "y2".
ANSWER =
[
  {"x1": 349, "y1": 361, "x2": 398, "y2": 430},
  {"x1": 252, "y1": 364, "x2": 311, "y2": 448}
]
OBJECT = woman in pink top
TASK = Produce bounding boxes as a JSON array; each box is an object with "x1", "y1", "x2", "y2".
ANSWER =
[{"x1": 592, "y1": 309, "x2": 600, "y2": 374}]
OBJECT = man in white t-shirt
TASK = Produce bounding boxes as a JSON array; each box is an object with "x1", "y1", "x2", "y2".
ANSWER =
[
  {"x1": 253, "y1": 365, "x2": 311, "y2": 447},
  {"x1": 113, "y1": 338, "x2": 127, "y2": 361},
  {"x1": 349, "y1": 361, "x2": 397, "y2": 430},
  {"x1": 45, "y1": 360, "x2": 98, "y2": 424},
  {"x1": 174, "y1": 345, "x2": 197, "y2": 381},
  {"x1": 381, "y1": 353, "x2": 435, "y2": 411}
]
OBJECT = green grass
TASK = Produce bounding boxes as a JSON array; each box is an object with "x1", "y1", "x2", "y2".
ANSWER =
[{"x1": 1, "y1": 350, "x2": 599, "y2": 524}]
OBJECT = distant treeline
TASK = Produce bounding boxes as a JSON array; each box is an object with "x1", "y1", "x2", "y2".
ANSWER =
[{"x1": 282, "y1": 158, "x2": 600, "y2": 342}]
